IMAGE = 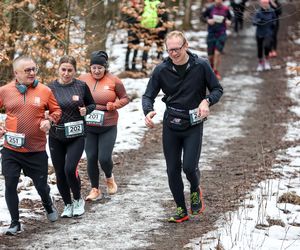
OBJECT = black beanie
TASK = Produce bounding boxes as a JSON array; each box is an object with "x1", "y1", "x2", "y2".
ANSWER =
[{"x1": 90, "y1": 50, "x2": 108, "y2": 66}]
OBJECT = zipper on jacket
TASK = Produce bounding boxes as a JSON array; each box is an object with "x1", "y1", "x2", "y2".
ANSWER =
[{"x1": 93, "y1": 80, "x2": 99, "y2": 91}]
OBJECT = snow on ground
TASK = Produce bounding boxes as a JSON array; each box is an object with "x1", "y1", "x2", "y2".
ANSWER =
[
  {"x1": 0, "y1": 25, "x2": 299, "y2": 250},
  {"x1": 185, "y1": 63, "x2": 300, "y2": 249}
]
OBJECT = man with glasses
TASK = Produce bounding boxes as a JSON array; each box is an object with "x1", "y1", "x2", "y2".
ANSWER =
[
  {"x1": 0, "y1": 55, "x2": 62, "y2": 235},
  {"x1": 142, "y1": 31, "x2": 223, "y2": 223},
  {"x1": 202, "y1": 0, "x2": 232, "y2": 80}
]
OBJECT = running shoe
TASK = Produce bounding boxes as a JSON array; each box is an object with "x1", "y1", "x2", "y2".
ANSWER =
[
  {"x1": 85, "y1": 188, "x2": 103, "y2": 201},
  {"x1": 256, "y1": 62, "x2": 264, "y2": 72},
  {"x1": 264, "y1": 60, "x2": 271, "y2": 70},
  {"x1": 168, "y1": 207, "x2": 189, "y2": 223},
  {"x1": 45, "y1": 205, "x2": 59, "y2": 222},
  {"x1": 73, "y1": 198, "x2": 85, "y2": 217},
  {"x1": 61, "y1": 204, "x2": 73, "y2": 218},
  {"x1": 190, "y1": 187, "x2": 205, "y2": 215},
  {"x1": 5, "y1": 221, "x2": 21, "y2": 236},
  {"x1": 106, "y1": 175, "x2": 118, "y2": 195}
]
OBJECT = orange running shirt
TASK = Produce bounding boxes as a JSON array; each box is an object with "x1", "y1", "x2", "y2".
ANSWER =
[
  {"x1": 78, "y1": 73, "x2": 129, "y2": 126},
  {"x1": 0, "y1": 81, "x2": 62, "y2": 152}
]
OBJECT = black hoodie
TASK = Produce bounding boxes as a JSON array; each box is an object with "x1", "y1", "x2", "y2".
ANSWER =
[{"x1": 142, "y1": 51, "x2": 223, "y2": 116}]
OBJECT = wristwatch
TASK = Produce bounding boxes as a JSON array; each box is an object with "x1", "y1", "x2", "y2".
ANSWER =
[{"x1": 205, "y1": 97, "x2": 211, "y2": 105}]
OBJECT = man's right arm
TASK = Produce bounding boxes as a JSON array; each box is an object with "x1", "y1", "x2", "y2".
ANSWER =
[{"x1": 142, "y1": 68, "x2": 161, "y2": 116}]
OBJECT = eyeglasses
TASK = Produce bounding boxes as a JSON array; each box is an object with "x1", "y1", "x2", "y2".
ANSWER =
[
  {"x1": 24, "y1": 67, "x2": 38, "y2": 74},
  {"x1": 166, "y1": 43, "x2": 185, "y2": 54},
  {"x1": 91, "y1": 65, "x2": 105, "y2": 71},
  {"x1": 61, "y1": 68, "x2": 74, "y2": 73}
]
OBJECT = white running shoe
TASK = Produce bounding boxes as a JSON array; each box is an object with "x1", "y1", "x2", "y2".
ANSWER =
[
  {"x1": 5, "y1": 221, "x2": 21, "y2": 235},
  {"x1": 73, "y1": 198, "x2": 85, "y2": 217},
  {"x1": 256, "y1": 62, "x2": 264, "y2": 72},
  {"x1": 46, "y1": 205, "x2": 59, "y2": 222},
  {"x1": 264, "y1": 60, "x2": 271, "y2": 70},
  {"x1": 61, "y1": 204, "x2": 73, "y2": 218}
]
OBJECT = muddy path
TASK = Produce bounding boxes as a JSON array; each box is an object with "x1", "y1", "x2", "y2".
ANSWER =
[{"x1": 1, "y1": 2, "x2": 300, "y2": 250}]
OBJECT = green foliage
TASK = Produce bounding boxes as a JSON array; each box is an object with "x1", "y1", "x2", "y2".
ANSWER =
[{"x1": 140, "y1": 0, "x2": 160, "y2": 29}]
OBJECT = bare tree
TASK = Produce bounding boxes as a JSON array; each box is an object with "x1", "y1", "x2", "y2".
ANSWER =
[{"x1": 182, "y1": 0, "x2": 192, "y2": 30}]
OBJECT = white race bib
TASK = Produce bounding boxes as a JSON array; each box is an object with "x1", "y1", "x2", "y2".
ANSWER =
[
  {"x1": 213, "y1": 15, "x2": 224, "y2": 23},
  {"x1": 5, "y1": 132, "x2": 25, "y2": 148},
  {"x1": 189, "y1": 109, "x2": 206, "y2": 125},
  {"x1": 85, "y1": 110, "x2": 104, "y2": 126},
  {"x1": 64, "y1": 120, "x2": 84, "y2": 138}
]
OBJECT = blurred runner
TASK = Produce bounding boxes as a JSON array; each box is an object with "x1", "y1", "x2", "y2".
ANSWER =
[{"x1": 202, "y1": 0, "x2": 232, "y2": 80}]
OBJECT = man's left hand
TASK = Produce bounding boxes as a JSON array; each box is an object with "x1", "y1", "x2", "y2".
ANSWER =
[
  {"x1": 197, "y1": 99, "x2": 210, "y2": 118},
  {"x1": 40, "y1": 120, "x2": 51, "y2": 133}
]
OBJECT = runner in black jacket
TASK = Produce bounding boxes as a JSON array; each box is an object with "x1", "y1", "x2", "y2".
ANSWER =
[{"x1": 142, "y1": 30, "x2": 223, "y2": 223}]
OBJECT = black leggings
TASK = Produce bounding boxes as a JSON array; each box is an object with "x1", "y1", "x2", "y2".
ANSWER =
[
  {"x1": 2, "y1": 149, "x2": 51, "y2": 222},
  {"x1": 162, "y1": 122, "x2": 203, "y2": 210},
  {"x1": 256, "y1": 36, "x2": 272, "y2": 60},
  {"x1": 85, "y1": 126, "x2": 117, "y2": 188},
  {"x1": 49, "y1": 136, "x2": 84, "y2": 205}
]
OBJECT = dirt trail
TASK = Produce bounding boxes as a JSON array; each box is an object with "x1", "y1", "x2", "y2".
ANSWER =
[{"x1": 1, "y1": 3, "x2": 300, "y2": 250}]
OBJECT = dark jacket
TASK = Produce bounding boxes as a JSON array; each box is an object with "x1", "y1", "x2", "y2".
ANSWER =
[
  {"x1": 48, "y1": 78, "x2": 95, "y2": 140},
  {"x1": 253, "y1": 7, "x2": 276, "y2": 38},
  {"x1": 142, "y1": 52, "x2": 223, "y2": 116},
  {"x1": 230, "y1": 0, "x2": 247, "y2": 13},
  {"x1": 270, "y1": 0, "x2": 282, "y2": 17}
]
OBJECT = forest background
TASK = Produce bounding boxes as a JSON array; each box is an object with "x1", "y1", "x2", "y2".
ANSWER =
[{"x1": 0, "y1": 0, "x2": 201, "y2": 85}]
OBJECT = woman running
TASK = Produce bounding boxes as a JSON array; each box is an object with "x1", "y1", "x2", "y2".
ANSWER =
[
  {"x1": 79, "y1": 51, "x2": 129, "y2": 201},
  {"x1": 48, "y1": 55, "x2": 95, "y2": 217}
]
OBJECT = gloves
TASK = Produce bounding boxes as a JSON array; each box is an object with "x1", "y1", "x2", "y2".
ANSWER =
[{"x1": 106, "y1": 102, "x2": 116, "y2": 111}]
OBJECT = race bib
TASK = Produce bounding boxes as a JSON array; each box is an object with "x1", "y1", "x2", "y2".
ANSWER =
[
  {"x1": 64, "y1": 120, "x2": 84, "y2": 138},
  {"x1": 213, "y1": 15, "x2": 224, "y2": 23},
  {"x1": 189, "y1": 109, "x2": 206, "y2": 125},
  {"x1": 5, "y1": 132, "x2": 25, "y2": 148},
  {"x1": 85, "y1": 110, "x2": 104, "y2": 126}
]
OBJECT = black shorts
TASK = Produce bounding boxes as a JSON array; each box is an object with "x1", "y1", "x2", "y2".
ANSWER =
[
  {"x1": 207, "y1": 33, "x2": 227, "y2": 55},
  {"x1": 1, "y1": 147, "x2": 48, "y2": 178}
]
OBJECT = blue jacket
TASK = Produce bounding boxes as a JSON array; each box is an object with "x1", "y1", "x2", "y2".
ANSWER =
[{"x1": 253, "y1": 7, "x2": 276, "y2": 38}]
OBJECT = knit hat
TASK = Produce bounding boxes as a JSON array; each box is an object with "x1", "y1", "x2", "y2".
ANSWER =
[{"x1": 90, "y1": 50, "x2": 108, "y2": 66}]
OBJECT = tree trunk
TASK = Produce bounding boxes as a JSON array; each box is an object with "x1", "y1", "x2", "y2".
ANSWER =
[{"x1": 182, "y1": 0, "x2": 192, "y2": 30}]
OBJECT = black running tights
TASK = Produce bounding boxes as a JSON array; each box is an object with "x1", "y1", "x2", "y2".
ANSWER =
[
  {"x1": 256, "y1": 36, "x2": 272, "y2": 60},
  {"x1": 49, "y1": 136, "x2": 84, "y2": 205},
  {"x1": 85, "y1": 126, "x2": 117, "y2": 188},
  {"x1": 162, "y1": 123, "x2": 203, "y2": 211},
  {"x1": 5, "y1": 174, "x2": 51, "y2": 222}
]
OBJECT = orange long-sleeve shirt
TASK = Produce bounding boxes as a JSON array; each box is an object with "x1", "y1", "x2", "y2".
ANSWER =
[
  {"x1": 78, "y1": 73, "x2": 129, "y2": 126},
  {"x1": 0, "y1": 81, "x2": 62, "y2": 152}
]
